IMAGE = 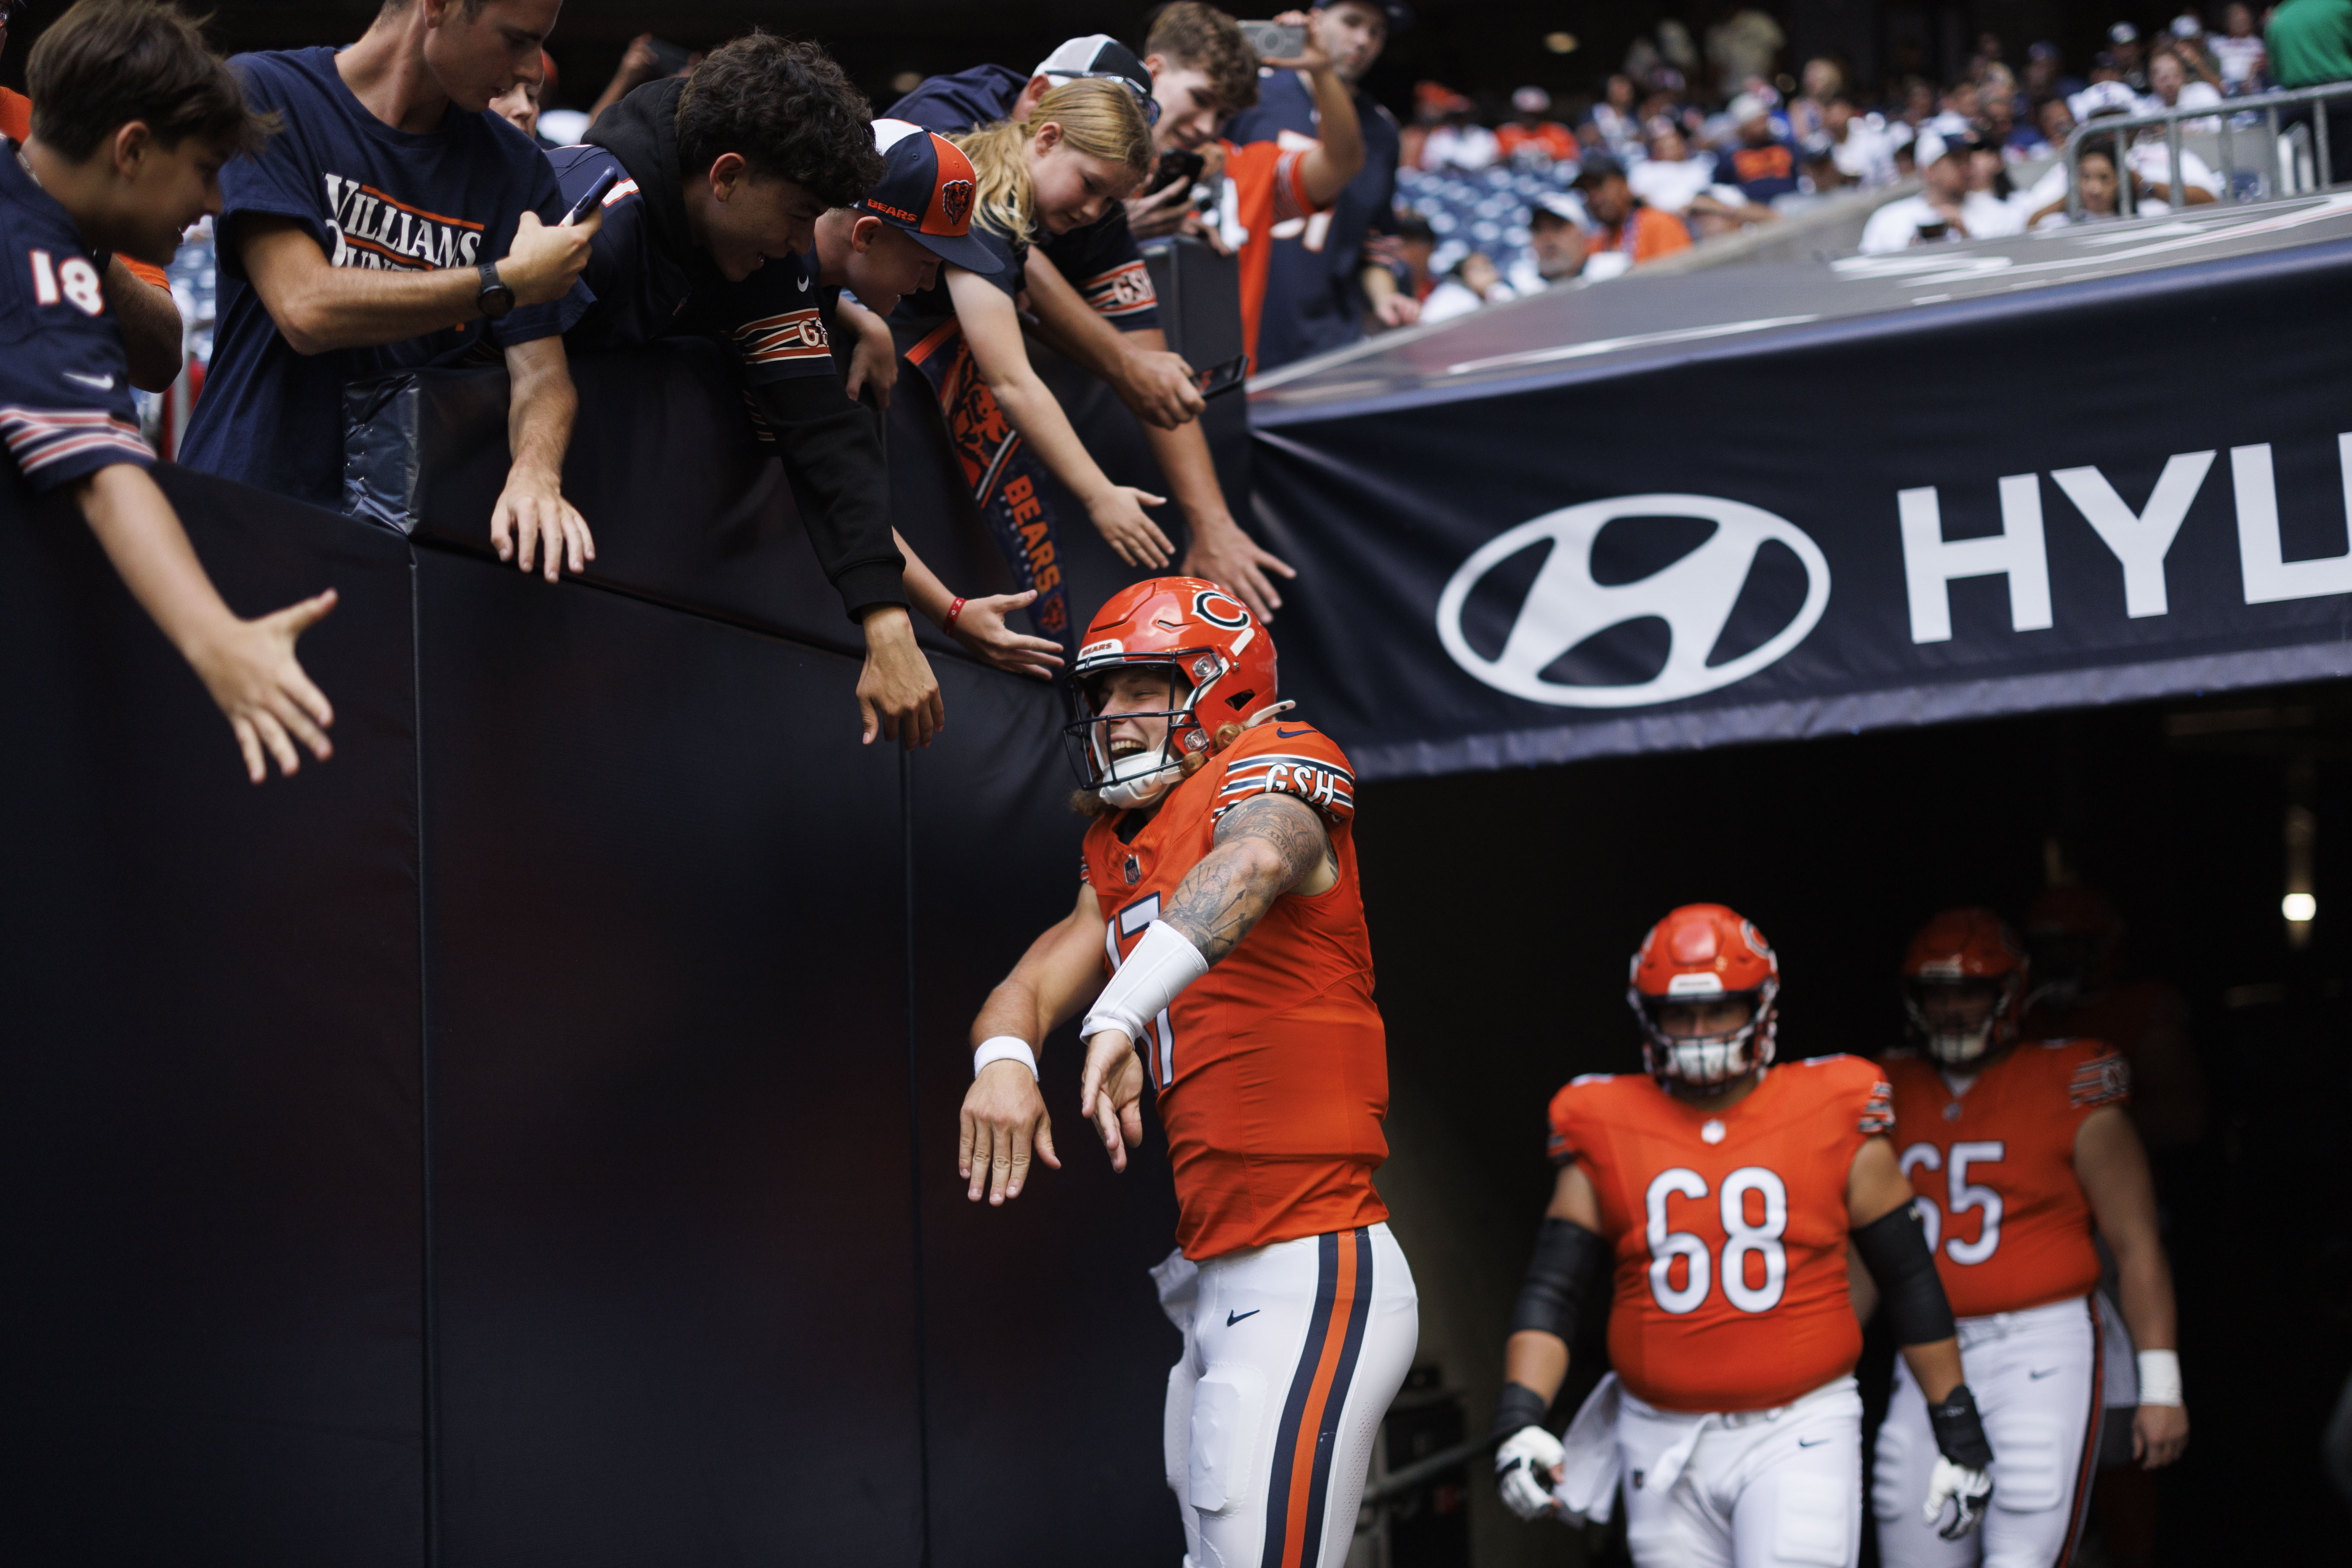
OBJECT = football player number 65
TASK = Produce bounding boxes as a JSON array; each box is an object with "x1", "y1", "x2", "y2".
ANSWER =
[
  {"x1": 1645, "y1": 1166, "x2": 1790, "y2": 1315},
  {"x1": 1899, "y1": 1141, "x2": 2006, "y2": 1264}
]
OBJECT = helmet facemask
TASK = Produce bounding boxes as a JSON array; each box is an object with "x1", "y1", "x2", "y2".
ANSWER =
[
  {"x1": 1903, "y1": 974, "x2": 2020, "y2": 1066},
  {"x1": 1630, "y1": 979, "x2": 1779, "y2": 1090},
  {"x1": 1063, "y1": 659, "x2": 1213, "y2": 810}
]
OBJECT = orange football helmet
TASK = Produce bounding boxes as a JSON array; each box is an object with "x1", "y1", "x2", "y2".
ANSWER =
[
  {"x1": 1626, "y1": 903, "x2": 1781, "y2": 1088},
  {"x1": 1064, "y1": 578, "x2": 1280, "y2": 808},
  {"x1": 1902, "y1": 907, "x2": 2028, "y2": 1065}
]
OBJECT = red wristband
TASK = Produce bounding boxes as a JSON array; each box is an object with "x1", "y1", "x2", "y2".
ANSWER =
[{"x1": 944, "y1": 596, "x2": 966, "y2": 631}]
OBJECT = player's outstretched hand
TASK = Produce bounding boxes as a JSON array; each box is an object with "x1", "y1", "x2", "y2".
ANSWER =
[
  {"x1": 950, "y1": 590, "x2": 1066, "y2": 680},
  {"x1": 189, "y1": 588, "x2": 339, "y2": 784},
  {"x1": 2134, "y1": 1401, "x2": 2188, "y2": 1468},
  {"x1": 492, "y1": 462, "x2": 594, "y2": 581},
  {"x1": 960, "y1": 1058, "x2": 1058, "y2": 1206},
  {"x1": 1078, "y1": 1027, "x2": 1148, "y2": 1172},
  {"x1": 1086, "y1": 486, "x2": 1173, "y2": 569},
  {"x1": 858, "y1": 606, "x2": 945, "y2": 748}
]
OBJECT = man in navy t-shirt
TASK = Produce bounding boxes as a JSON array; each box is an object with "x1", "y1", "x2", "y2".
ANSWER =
[
  {"x1": 1715, "y1": 92, "x2": 1804, "y2": 205},
  {"x1": 1224, "y1": 0, "x2": 1408, "y2": 371},
  {"x1": 177, "y1": 0, "x2": 597, "y2": 581},
  {"x1": 552, "y1": 34, "x2": 944, "y2": 748},
  {"x1": 6, "y1": 0, "x2": 336, "y2": 785},
  {"x1": 889, "y1": 35, "x2": 1292, "y2": 622}
]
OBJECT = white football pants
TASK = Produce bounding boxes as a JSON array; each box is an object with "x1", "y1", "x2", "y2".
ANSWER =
[
  {"x1": 1874, "y1": 1295, "x2": 2103, "y2": 1568},
  {"x1": 1616, "y1": 1375, "x2": 1866, "y2": 1568},
  {"x1": 1154, "y1": 1223, "x2": 1419, "y2": 1568}
]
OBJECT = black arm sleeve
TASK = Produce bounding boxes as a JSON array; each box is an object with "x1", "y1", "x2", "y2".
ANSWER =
[
  {"x1": 1509, "y1": 1216, "x2": 1609, "y2": 1343},
  {"x1": 747, "y1": 374, "x2": 909, "y2": 622},
  {"x1": 1850, "y1": 1202, "x2": 1958, "y2": 1348}
]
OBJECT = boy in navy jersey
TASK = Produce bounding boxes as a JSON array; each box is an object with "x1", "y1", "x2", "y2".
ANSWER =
[
  {"x1": 5, "y1": 0, "x2": 336, "y2": 783},
  {"x1": 179, "y1": 0, "x2": 596, "y2": 582},
  {"x1": 553, "y1": 35, "x2": 945, "y2": 748}
]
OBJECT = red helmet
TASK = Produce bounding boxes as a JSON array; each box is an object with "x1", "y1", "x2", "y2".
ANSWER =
[
  {"x1": 1064, "y1": 578, "x2": 1280, "y2": 808},
  {"x1": 2022, "y1": 884, "x2": 2120, "y2": 1002},
  {"x1": 1626, "y1": 904, "x2": 1780, "y2": 1088},
  {"x1": 1901, "y1": 908, "x2": 2028, "y2": 1065}
]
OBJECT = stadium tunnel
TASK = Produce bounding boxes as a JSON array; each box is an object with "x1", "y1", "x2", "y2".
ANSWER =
[{"x1": 6, "y1": 209, "x2": 2351, "y2": 1568}]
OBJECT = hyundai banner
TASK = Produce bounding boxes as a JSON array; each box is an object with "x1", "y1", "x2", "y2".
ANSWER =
[{"x1": 1245, "y1": 229, "x2": 2352, "y2": 780}]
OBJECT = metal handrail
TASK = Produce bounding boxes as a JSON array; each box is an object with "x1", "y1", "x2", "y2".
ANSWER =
[{"x1": 2063, "y1": 79, "x2": 2352, "y2": 219}]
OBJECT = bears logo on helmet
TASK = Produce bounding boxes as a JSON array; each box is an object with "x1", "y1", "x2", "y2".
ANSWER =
[
  {"x1": 1627, "y1": 907, "x2": 1768, "y2": 1090},
  {"x1": 1063, "y1": 577, "x2": 1281, "y2": 810},
  {"x1": 1902, "y1": 908, "x2": 2027, "y2": 1065},
  {"x1": 1626, "y1": 904, "x2": 1781, "y2": 1089}
]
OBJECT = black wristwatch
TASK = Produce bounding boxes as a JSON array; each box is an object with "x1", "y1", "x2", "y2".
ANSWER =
[{"x1": 475, "y1": 260, "x2": 516, "y2": 320}]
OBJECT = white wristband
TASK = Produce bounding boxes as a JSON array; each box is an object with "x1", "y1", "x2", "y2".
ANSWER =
[
  {"x1": 2135, "y1": 1349, "x2": 2182, "y2": 1407},
  {"x1": 1082, "y1": 920, "x2": 1210, "y2": 1047},
  {"x1": 973, "y1": 1035, "x2": 1038, "y2": 1082}
]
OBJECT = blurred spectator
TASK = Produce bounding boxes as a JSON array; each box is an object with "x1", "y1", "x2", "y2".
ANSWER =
[
  {"x1": 2070, "y1": 77, "x2": 2142, "y2": 123},
  {"x1": 1505, "y1": 193, "x2": 1586, "y2": 294},
  {"x1": 1226, "y1": 0, "x2": 1407, "y2": 373},
  {"x1": 2109, "y1": 21, "x2": 2151, "y2": 91},
  {"x1": 2210, "y1": 3, "x2": 2269, "y2": 92},
  {"x1": 487, "y1": 49, "x2": 554, "y2": 142},
  {"x1": 1419, "y1": 83, "x2": 1496, "y2": 172},
  {"x1": 1858, "y1": 131, "x2": 2021, "y2": 250},
  {"x1": 2122, "y1": 120, "x2": 2223, "y2": 206},
  {"x1": 1703, "y1": 6, "x2": 1784, "y2": 99},
  {"x1": 2268, "y1": 0, "x2": 2352, "y2": 184},
  {"x1": 1588, "y1": 72, "x2": 1642, "y2": 154},
  {"x1": 588, "y1": 33, "x2": 697, "y2": 128},
  {"x1": 1924, "y1": 79, "x2": 1978, "y2": 136},
  {"x1": 1420, "y1": 250, "x2": 1512, "y2": 322},
  {"x1": 2027, "y1": 137, "x2": 2125, "y2": 226},
  {"x1": 1495, "y1": 86, "x2": 1576, "y2": 166},
  {"x1": 1628, "y1": 119, "x2": 1717, "y2": 214},
  {"x1": 1824, "y1": 97, "x2": 1898, "y2": 186},
  {"x1": 1573, "y1": 154, "x2": 1691, "y2": 279},
  {"x1": 2023, "y1": 40, "x2": 2084, "y2": 101},
  {"x1": 2143, "y1": 46, "x2": 2224, "y2": 126},
  {"x1": 1786, "y1": 56, "x2": 1843, "y2": 141},
  {"x1": 1371, "y1": 208, "x2": 1437, "y2": 315},
  {"x1": 1715, "y1": 91, "x2": 1802, "y2": 204}
]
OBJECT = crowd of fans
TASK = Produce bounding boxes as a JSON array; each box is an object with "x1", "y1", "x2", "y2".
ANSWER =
[{"x1": 1345, "y1": 2, "x2": 2352, "y2": 332}]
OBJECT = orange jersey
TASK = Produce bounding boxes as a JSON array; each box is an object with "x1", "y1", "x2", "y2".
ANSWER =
[
  {"x1": 1082, "y1": 720, "x2": 1386, "y2": 1261},
  {"x1": 1882, "y1": 1039, "x2": 2129, "y2": 1318},
  {"x1": 1217, "y1": 138, "x2": 1323, "y2": 373},
  {"x1": 1546, "y1": 1056, "x2": 1893, "y2": 1413}
]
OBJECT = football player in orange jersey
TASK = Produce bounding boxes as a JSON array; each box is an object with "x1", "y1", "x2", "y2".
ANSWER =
[
  {"x1": 1871, "y1": 909, "x2": 2187, "y2": 1568},
  {"x1": 956, "y1": 577, "x2": 1415, "y2": 1568},
  {"x1": 1491, "y1": 905, "x2": 1994, "y2": 1568}
]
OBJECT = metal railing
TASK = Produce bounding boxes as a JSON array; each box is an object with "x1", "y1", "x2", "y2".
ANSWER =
[{"x1": 2064, "y1": 79, "x2": 2352, "y2": 219}]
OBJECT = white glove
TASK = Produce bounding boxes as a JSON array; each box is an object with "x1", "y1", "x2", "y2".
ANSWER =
[
  {"x1": 1922, "y1": 1454, "x2": 1993, "y2": 1539},
  {"x1": 1495, "y1": 1424, "x2": 1565, "y2": 1521}
]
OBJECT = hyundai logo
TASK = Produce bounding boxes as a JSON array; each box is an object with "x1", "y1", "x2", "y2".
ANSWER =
[{"x1": 1435, "y1": 494, "x2": 1831, "y2": 707}]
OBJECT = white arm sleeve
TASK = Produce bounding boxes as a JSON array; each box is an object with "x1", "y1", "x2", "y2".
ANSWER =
[{"x1": 1080, "y1": 920, "x2": 1209, "y2": 1046}]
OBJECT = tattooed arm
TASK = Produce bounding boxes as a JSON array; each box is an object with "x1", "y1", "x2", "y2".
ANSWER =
[
  {"x1": 1161, "y1": 792, "x2": 1340, "y2": 962},
  {"x1": 1076, "y1": 791, "x2": 1340, "y2": 1167}
]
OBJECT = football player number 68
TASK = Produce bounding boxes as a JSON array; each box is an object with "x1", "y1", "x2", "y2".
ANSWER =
[{"x1": 1645, "y1": 1166, "x2": 1790, "y2": 1315}]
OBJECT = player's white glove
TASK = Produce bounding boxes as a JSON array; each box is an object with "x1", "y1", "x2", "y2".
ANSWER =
[
  {"x1": 1495, "y1": 1425, "x2": 1565, "y2": 1521},
  {"x1": 1922, "y1": 1455, "x2": 1994, "y2": 1539},
  {"x1": 1923, "y1": 1383, "x2": 1995, "y2": 1540}
]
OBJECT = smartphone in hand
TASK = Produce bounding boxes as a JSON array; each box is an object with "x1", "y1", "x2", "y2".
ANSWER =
[
  {"x1": 563, "y1": 168, "x2": 622, "y2": 227},
  {"x1": 1239, "y1": 20, "x2": 1307, "y2": 59}
]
